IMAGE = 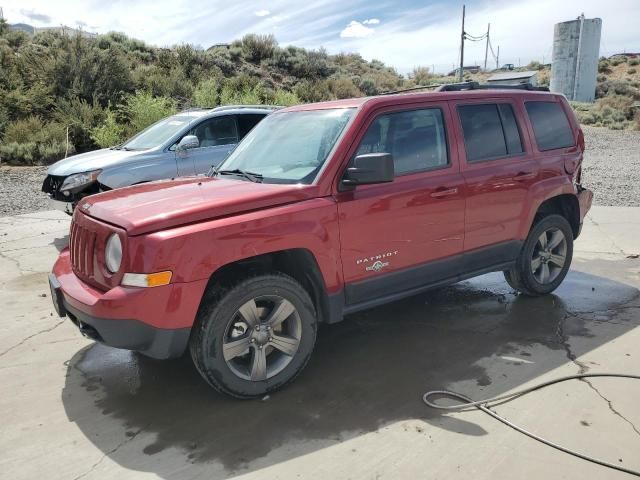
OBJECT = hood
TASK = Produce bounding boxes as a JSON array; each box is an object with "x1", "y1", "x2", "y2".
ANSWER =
[
  {"x1": 47, "y1": 148, "x2": 145, "y2": 176},
  {"x1": 78, "y1": 177, "x2": 319, "y2": 235}
]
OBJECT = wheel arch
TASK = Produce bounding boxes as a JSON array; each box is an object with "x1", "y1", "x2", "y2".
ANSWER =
[
  {"x1": 198, "y1": 248, "x2": 334, "y2": 325},
  {"x1": 531, "y1": 194, "x2": 581, "y2": 239}
]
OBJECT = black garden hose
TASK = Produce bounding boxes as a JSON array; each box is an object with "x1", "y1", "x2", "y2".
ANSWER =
[{"x1": 423, "y1": 373, "x2": 640, "y2": 477}]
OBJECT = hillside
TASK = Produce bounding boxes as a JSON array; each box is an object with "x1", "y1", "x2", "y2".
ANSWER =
[
  {"x1": 1, "y1": 16, "x2": 638, "y2": 167},
  {"x1": 0, "y1": 18, "x2": 405, "y2": 165}
]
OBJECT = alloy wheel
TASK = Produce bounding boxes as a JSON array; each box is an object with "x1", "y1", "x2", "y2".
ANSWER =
[
  {"x1": 222, "y1": 295, "x2": 302, "y2": 381},
  {"x1": 531, "y1": 227, "x2": 567, "y2": 284}
]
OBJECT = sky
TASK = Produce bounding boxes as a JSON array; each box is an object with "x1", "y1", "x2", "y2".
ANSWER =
[{"x1": 4, "y1": 0, "x2": 639, "y2": 74}]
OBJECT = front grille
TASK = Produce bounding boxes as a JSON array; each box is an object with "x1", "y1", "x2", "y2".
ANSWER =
[
  {"x1": 42, "y1": 175, "x2": 65, "y2": 194},
  {"x1": 69, "y1": 220, "x2": 97, "y2": 280}
]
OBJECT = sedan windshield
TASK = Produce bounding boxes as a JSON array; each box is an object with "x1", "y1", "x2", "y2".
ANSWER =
[
  {"x1": 213, "y1": 108, "x2": 354, "y2": 184},
  {"x1": 120, "y1": 115, "x2": 194, "y2": 150}
]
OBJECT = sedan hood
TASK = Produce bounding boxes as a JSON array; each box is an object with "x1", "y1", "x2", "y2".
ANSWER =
[
  {"x1": 78, "y1": 177, "x2": 319, "y2": 235},
  {"x1": 47, "y1": 148, "x2": 144, "y2": 176}
]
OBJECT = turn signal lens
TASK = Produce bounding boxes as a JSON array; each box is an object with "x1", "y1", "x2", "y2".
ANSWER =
[{"x1": 121, "y1": 271, "x2": 172, "y2": 288}]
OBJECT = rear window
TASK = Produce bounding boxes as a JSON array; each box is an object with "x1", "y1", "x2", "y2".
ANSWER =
[
  {"x1": 458, "y1": 103, "x2": 523, "y2": 162},
  {"x1": 525, "y1": 101, "x2": 575, "y2": 151}
]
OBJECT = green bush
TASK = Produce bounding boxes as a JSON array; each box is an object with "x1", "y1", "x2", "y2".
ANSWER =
[
  {"x1": 329, "y1": 76, "x2": 361, "y2": 99},
  {"x1": 629, "y1": 58, "x2": 640, "y2": 66},
  {"x1": 271, "y1": 89, "x2": 300, "y2": 106},
  {"x1": 294, "y1": 79, "x2": 332, "y2": 103},
  {"x1": 90, "y1": 109, "x2": 125, "y2": 148},
  {"x1": 0, "y1": 117, "x2": 73, "y2": 165},
  {"x1": 610, "y1": 56, "x2": 626, "y2": 66},
  {"x1": 193, "y1": 78, "x2": 221, "y2": 107},
  {"x1": 411, "y1": 66, "x2": 433, "y2": 86},
  {"x1": 219, "y1": 84, "x2": 262, "y2": 105},
  {"x1": 3, "y1": 116, "x2": 67, "y2": 144},
  {"x1": 240, "y1": 34, "x2": 277, "y2": 63},
  {"x1": 54, "y1": 97, "x2": 105, "y2": 152},
  {"x1": 628, "y1": 68, "x2": 637, "y2": 75},
  {"x1": 122, "y1": 90, "x2": 176, "y2": 135},
  {"x1": 598, "y1": 59, "x2": 611, "y2": 73}
]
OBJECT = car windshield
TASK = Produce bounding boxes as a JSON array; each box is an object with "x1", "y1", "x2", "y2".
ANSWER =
[
  {"x1": 212, "y1": 108, "x2": 354, "y2": 184},
  {"x1": 120, "y1": 115, "x2": 194, "y2": 150}
]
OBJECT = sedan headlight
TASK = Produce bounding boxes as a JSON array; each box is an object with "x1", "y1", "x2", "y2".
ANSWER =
[
  {"x1": 60, "y1": 170, "x2": 101, "y2": 192},
  {"x1": 105, "y1": 234, "x2": 122, "y2": 273}
]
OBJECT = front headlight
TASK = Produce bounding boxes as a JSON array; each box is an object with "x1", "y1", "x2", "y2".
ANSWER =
[
  {"x1": 60, "y1": 170, "x2": 101, "y2": 192},
  {"x1": 105, "y1": 234, "x2": 122, "y2": 273}
]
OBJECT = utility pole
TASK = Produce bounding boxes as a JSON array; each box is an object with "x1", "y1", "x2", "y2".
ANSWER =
[
  {"x1": 483, "y1": 23, "x2": 490, "y2": 70},
  {"x1": 459, "y1": 5, "x2": 466, "y2": 82},
  {"x1": 496, "y1": 45, "x2": 500, "y2": 69}
]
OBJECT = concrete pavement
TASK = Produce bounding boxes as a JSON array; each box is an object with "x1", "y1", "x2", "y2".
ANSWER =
[{"x1": 0, "y1": 207, "x2": 639, "y2": 480}]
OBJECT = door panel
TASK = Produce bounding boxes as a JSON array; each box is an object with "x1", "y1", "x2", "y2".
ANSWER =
[
  {"x1": 177, "y1": 116, "x2": 239, "y2": 176},
  {"x1": 175, "y1": 150, "x2": 195, "y2": 177},
  {"x1": 335, "y1": 103, "x2": 465, "y2": 305},
  {"x1": 452, "y1": 98, "x2": 539, "y2": 252},
  {"x1": 191, "y1": 144, "x2": 236, "y2": 174}
]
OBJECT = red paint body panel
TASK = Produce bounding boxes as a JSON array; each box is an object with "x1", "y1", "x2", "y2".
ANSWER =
[
  {"x1": 335, "y1": 99, "x2": 465, "y2": 286},
  {"x1": 79, "y1": 177, "x2": 319, "y2": 236},
  {"x1": 53, "y1": 89, "x2": 593, "y2": 337},
  {"x1": 53, "y1": 249, "x2": 208, "y2": 329}
]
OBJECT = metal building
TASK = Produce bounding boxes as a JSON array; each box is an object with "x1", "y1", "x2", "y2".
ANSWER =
[{"x1": 550, "y1": 15, "x2": 602, "y2": 103}]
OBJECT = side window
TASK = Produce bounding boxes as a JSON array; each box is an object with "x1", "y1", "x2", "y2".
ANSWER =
[
  {"x1": 525, "y1": 101, "x2": 575, "y2": 151},
  {"x1": 237, "y1": 114, "x2": 266, "y2": 139},
  {"x1": 190, "y1": 116, "x2": 238, "y2": 147},
  {"x1": 498, "y1": 104, "x2": 524, "y2": 155},
  {"x1": 458, "y1": 103, "x2": 523, "y2": 162},
  {"x1": 356, "y1": 108, "x2": 449, "y2": 176}
]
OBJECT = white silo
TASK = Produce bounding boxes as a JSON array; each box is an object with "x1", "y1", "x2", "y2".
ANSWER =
[{"x1": 550, "y1": 15, "x2": 602, "y2": 102}]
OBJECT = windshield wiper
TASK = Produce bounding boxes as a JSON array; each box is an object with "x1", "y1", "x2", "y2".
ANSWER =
[{"x1": 215, "y1": 168, "x2": 264, "y2": 183}]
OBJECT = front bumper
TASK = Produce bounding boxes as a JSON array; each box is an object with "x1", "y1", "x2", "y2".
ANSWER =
[{"x1": 50, "y1": 249, "x2": 208, "y2": 359}]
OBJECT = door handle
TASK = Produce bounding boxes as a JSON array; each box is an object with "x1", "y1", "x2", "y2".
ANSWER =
[
  {"x1": 430, "y1": 187, "x2": 458, "y2": 198},
  {"x1": 513, "y1": 171, "x2": 536, "y2": 181}
]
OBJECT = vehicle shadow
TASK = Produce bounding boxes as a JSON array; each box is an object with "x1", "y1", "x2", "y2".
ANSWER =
[
  {"x1": 50, "y1": 234, "x2": 69, "y2": 252},
  {"x1": 61, "y1": 265, "x2": 639, "y2": 478}
]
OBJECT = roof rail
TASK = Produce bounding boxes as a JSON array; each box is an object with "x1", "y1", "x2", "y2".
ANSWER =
[
  {"x1": 210, "y1": 105, "x2": 284, "y2": 112},
  {"x1": 435, "y1": 81, "x2": 550, "y2": 92},
  {"x1": 380, "y1": 84, "x2": 441, "y2": 95}
]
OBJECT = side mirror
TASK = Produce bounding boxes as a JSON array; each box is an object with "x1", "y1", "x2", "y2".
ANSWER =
[
  {"x1": 342, "y1": 153, "x2": 394, "y2": 186},
  {"x1": 177, "y1": 135, "x2": 199, "y2": 151}
]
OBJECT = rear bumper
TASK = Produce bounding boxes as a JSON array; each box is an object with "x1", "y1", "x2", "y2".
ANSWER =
[
  {"x1": 50, "y1": 249, "x2": 208, "y2": 359},
  {"x1": 577, "y1": 186, "x2": 593, "y2": 220},
  {"x1": 576, "y1": 187, "x2": 593, "y2": 239}
]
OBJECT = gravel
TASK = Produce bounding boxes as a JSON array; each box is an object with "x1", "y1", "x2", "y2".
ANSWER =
[
  {"x1": 0, "y1": 126, "x2": 638, "y2": 217},
  {"x1": 0, "y1": 166, "x2": 49, "y2": 217},
  {"x1": 581, "y1": 126, "x2": 640, "y2": 207}
]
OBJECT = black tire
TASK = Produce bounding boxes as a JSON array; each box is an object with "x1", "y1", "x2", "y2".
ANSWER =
[
  {"x1": 189, "y1": 274, "x2": 317, "y2": 398},
  {"x1": 504, "y1": 214, "x2": 573, "y2": 296}
]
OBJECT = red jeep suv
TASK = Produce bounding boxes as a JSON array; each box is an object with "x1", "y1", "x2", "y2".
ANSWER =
[{"x1": 49, "y1": 83, "x2": 593, "y2": 398}]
